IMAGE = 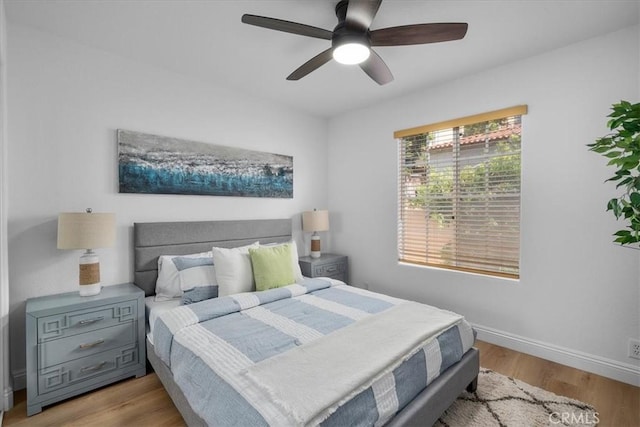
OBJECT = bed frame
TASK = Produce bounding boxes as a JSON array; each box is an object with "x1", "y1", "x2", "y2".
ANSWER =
[{"x1": 134, "y1": 219, "x2": 479, "y2": 426}]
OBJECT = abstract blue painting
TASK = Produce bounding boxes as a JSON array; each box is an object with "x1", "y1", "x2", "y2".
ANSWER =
[{"x1": 118, "y1": 130, "x2": 293, "y2": 198}]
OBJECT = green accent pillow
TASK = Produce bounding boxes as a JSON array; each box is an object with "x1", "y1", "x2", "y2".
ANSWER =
[{"x1": 249, "y1": 244, "x2": 295, "y2": 291}]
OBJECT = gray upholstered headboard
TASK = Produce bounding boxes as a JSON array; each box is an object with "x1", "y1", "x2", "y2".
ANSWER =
[{"x1": 133, "y1": 219, "x2": 293, "y2": 296}]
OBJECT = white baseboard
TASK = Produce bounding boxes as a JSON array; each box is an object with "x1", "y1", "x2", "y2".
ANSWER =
[
  {"x1": 12, "y1": 368, "x2": 25, "y2": 392},
  {"x1": 473, "y1": 323, "x2": 640, "y2": 387},
  {"x1": 3, "y1": 385, "x2": 11, "y2": 410}
]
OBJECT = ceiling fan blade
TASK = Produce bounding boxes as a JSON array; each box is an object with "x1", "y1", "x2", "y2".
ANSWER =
[
  {"x1": 241, "y1": 14, "x2": 333, "y2": 40},
  {"x1": 359, "y1": 49, "x2": 393, "y2": 85},
  {"x1": 370, "y1": 23, "x2": 468, "y2": 46},
  {"x1": 345, "y1": 0, "x2": 383, "y2": 31},
  {"x1": 287, "y1": 48, "x2": 334, "y2": 81}
]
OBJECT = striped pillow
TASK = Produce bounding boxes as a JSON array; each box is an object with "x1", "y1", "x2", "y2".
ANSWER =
[{"x1": 155, "y1": 251, "x2": 217, "y2": 302}]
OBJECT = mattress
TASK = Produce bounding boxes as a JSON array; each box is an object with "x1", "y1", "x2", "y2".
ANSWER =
[{"x1": 152, "y1": 278, "x2": 475, "y2": 426}]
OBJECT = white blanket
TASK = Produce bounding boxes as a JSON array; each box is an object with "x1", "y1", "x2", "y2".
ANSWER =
[{"x1": 242, "y1": 301, "x2": 463, "y2": 426}]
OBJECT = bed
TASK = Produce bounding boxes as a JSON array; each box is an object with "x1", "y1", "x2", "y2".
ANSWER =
[{"x1": 134, "y1": 219, "x2": 479, "y2": 426}]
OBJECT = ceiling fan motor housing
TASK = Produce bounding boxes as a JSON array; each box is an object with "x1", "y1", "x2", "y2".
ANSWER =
[
  {"x1": 332, "y1": 0, "x2": 371, "y2": 51},
  {"x1": 332, "y1": 24, "x2": 371, "y2": 51}
]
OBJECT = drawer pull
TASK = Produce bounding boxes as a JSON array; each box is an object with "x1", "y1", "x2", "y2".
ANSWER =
[
  {"x1": 78, "y1": 317, "x2": 104, "y2": 326},
  {"x1": 326, "y1": 266, "x2": 337, "y2": 272},
  {"x1": 80, "y1": 361, "x2": 106, "y2": 373},
  {"x1": 79, "y1": 339, "x2": 104, "y2": 349}
]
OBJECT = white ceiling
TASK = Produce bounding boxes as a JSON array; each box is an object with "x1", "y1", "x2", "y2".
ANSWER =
[{"x1": 5, "y1": 0, "x2": 639, "y2": 118}]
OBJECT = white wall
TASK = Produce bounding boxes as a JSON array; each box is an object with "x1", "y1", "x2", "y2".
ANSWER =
[
  {"x1": 6, "y1": 23, "x2": 328, "y2": 385},
  {"x1": 328, "y1": 26, "x2": 640, "y2": 385}
]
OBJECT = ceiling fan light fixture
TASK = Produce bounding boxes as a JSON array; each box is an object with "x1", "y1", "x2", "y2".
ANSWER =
[{"x1": 333, "y1": 42, "x2": 370, "y2": 65}]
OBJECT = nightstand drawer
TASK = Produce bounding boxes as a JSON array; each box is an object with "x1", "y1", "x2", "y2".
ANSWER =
[
  {"x1": 39, "y1": 322, "x2": 136, "y2": 369},
  {"x1": 299, "y1": 254, "x2": 348, "y2": 283},
  {"x1": 37, "y1": 300, "x2": 138, "y2": 342},
  {"x1": 38, "y1": 343, "x2": 139, "y2": 395},
  {"x1": 313, "y1": 261, "x2": 346, "y2": 277}
]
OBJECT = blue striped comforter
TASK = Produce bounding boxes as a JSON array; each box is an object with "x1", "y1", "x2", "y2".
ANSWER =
[{"x1": 153, "y1": 278, "x2": 475, "y2": 426}]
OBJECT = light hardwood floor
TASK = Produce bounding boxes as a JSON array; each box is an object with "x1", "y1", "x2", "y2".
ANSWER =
[
  {"x1": 4, "y1": 341, "x2": 639, "y2": 426},
  {"x1": 475, "y1": 341, "x2": 639, "y2": 427}
]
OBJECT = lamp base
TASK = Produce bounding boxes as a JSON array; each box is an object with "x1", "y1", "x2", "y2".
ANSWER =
[
  {"x1": 310, "y1": 234, "x2": 321, "y2": 258},
  {"x1": 79, "y1": 282, "x2": 101, "y2": 296},
  {"x1": 79, "y1": 251, "x2": 102, "y2": 296}
]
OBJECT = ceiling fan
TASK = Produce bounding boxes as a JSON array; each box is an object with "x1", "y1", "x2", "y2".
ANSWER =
[{"x1": 241, "y1": 0, "x2": 468, "y2": 85}]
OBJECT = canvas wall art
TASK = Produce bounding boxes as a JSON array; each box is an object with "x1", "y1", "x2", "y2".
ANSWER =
[{"x1": 117, "y1": 130, "x2": 293, "y2": 198}]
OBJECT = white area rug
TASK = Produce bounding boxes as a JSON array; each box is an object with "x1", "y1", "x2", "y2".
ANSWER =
[{"x1": 435, "y1": 368, "x2": 599, "y2": 427}]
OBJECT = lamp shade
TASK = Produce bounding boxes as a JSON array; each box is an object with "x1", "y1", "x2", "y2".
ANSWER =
[
  {"x1": 57, "y1": 211, "x2": 116, "y2": 250},
  {"x1": 302, "y1": 210, "x2": 329, "y2": 233}
]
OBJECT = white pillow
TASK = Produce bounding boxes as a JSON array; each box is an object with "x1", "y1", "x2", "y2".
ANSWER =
[
  {"x1": 211, "y1": 242, "x2": 259, "y2": 296},
  {"x1": 260, "y1": 241, "x2": 304, "y2": 284},
  {"x1": 155, "y1": 251, "x2": 214, "y2": 301}
]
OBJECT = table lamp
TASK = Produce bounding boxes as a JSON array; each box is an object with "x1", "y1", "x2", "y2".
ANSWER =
[
  {"x1": 302, "y1": 209, "x2": 329, "y2": 258},
  {"x1": 57, "y1": 208, "x2": 116, "y2": 296}
]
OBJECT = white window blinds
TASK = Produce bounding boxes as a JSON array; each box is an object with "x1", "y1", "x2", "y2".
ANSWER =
[{"x1": 395, "y1": 105, "x2": 527, "y2": 278}]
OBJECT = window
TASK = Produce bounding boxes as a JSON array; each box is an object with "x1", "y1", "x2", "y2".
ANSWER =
[{"x1": 395, "y1": 105, "x2": 527, "y2": 278}]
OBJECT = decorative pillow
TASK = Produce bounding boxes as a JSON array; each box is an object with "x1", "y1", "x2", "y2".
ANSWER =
[
  {"x1": 175, "y1": 256, "x2": 218, "y2": 305},
  {"x1": 181, "y1": 286, "x2": 218, "y2": 305},
  {"x1": 260, "y1": 241, "x2": 304, "y2": 284},
  {"x1": 155, "y1": 251, "x2": 214, "y2": 301},
  {"x1": 211, "y1": 242, "x2": 259, "y2": 296},
  {"x1": 249, "y1": 244, "x2": 296, "y2": 291}
]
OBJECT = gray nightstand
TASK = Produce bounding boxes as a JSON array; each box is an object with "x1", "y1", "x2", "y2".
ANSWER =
[
  {"x1": 26, "y1": 283, "x2": 146, "y2": 416},
  {"x1": 298, "y1": 253, "x2": 348, "y2": 282}
]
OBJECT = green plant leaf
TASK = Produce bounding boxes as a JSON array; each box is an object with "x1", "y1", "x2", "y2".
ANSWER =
[
  {"x1": 615, "y1": 142, "x2": 630, "y2": 150},
  {"x1": 591, "y1": 145, "x2": 612, "y2": 154},
  {"x1": 616, "y1": 177, "x2": 633, "y2": 188},
  {"x1": 614, "y1": 235, "x2": 631, "y2": 244},
  {"x1": 617, "y1": 234, "x2": 640, "y2": 244},
  {"x1": 607, "y1": 198, "x2": 622, "y2": 218},
  {"x1": 609, "y1": 118, "x2": 624, "y2": 129},
  {"x1": 604, "y1": 151, "x2": 623, "y2": 158}
]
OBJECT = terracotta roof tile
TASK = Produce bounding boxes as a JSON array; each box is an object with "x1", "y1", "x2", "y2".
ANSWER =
[{"x1": 431, "y1": 124, "x2": 521, "y2": 149}]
